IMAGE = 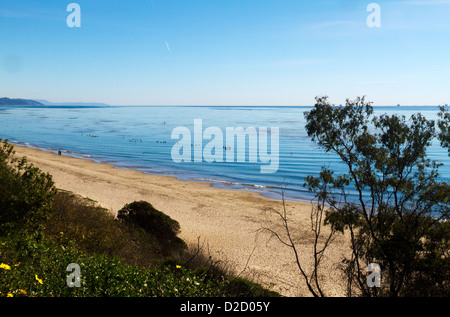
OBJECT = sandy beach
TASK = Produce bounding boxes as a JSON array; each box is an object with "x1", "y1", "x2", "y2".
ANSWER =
[{"x1": 12, "y1": 144, "x2": 350, "y2": 297}]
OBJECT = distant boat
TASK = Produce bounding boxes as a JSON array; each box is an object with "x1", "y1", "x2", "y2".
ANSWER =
[{"x1": 397, "y1": 104, "x2": 400, "y2": 107}]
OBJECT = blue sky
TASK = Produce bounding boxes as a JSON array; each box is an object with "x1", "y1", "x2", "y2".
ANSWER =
[{"x1": 1, "y1": 0, "x2": 450, "y2": 106}]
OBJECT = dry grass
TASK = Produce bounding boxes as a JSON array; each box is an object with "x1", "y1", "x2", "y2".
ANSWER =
[{"x1": 44, "y1": 190, "x2": 170, "y2": 268}]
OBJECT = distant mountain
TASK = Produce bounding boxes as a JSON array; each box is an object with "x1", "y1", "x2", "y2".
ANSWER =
[
  {"x1": 0, "y1": 97, "x2": 110, "y2": 107},
  {"x1": 35, "y1": 99, "x2": 110, "y2": 107},
  {"x1": 0, "y1": 97, "x2": 44, "y2": 106}
]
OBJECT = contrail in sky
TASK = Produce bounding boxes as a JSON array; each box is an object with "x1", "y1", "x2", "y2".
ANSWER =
[{"x1": 164, "y1": 40, "x2": 171, "y2": 52}]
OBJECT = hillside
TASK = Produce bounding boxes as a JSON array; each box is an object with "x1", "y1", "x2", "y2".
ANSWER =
[{"x1": 0, "y1": 97, "x2": 44, "y2": 106}]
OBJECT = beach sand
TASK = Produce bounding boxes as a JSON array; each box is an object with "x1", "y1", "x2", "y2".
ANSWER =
[{"x1": 12, "y1": 144, "x2": 350, "y2": 297}]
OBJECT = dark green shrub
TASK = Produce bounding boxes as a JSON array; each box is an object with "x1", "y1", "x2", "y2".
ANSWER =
[
  {"x1": 118, "y1": 201, "x2": 186, "y2": 254},
  {"x1": 0, "y1": 140, "x2": 56, "y2": 235}
]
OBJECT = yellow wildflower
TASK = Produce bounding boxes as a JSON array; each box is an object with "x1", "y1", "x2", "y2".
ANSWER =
[
  {"x1": 0, "y1": 263, "x2": 11, "y2": 270},
  {"x1": 7, "y1": 293, "x2": 13, "y2": 297},
  {"x1": 20, "y1": 289, "x2": 27, "y2": 295},
  {"x1": 35, "y1": 274, "x2": 43, "y2": 284},
  {"x1": 176, "y1": 265, "x2": 182, "y2": 269}
]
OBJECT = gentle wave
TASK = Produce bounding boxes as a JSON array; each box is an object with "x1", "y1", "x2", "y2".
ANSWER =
[{"x1": 1, "y1": 105, "x2": 449, "y2": 203}]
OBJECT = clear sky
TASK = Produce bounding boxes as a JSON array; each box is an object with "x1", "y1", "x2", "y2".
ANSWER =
[{"x1": 1, "y1": 0, "x2": 450, "y2": 106}]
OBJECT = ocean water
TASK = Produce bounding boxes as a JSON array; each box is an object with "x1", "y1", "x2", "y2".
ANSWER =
[{"x1": 0, "y1": 105, "x2": 449, "y2": 202}]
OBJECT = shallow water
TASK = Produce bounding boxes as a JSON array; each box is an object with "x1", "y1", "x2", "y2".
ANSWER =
[{"x1": 0, "y1": 105, "x2": 448, "y2": 202}]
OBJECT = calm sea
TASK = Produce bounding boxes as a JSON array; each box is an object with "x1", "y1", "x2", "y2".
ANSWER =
[{"x1": 0, "y1": 105, "x2": 449, "y2": 202}]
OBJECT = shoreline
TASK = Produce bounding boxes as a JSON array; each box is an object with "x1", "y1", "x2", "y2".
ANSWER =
[
  {"x1": 10, "y1": 143, "x2": 350, "y2": 297},
  {"x1": 8, "y1": 140, "x2": 313, "y2": 204}
]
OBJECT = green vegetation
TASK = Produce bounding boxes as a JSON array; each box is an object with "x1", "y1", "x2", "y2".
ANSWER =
[
  {"x1": 438, "y1": 105, "x2": 450, "y2": 152},
  {"x1": 0, "y1": 139, "x2": 279, "y2": 298},
  {"x1": 0, "y1": 141, "x2": 55, "y2": 236},
  {"x1": 118, "y1": 201, "x2": 187, "y2": 255},
  {"x1": 301, "y1": 97, "x2": 449, "y2": 297}
]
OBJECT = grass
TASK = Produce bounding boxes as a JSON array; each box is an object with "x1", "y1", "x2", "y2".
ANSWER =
[{"x1": 0, "y1": 190, "x2": 280, "y2": 297}]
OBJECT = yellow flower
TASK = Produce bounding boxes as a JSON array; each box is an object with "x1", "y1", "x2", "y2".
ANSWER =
[
  {"x1": 0, "y1": 263, "x2": 11, "y2": 270},
  {"x1": 60, "y1": 232, "x2": 64, "y2": 235},
  {"x1": 20, "y1": 289, "x2": 27, "y2": 295},
  {"x1": 35, "y1": 274, "x2": 43, "y2": 284},
  {"x1": 7, "y1": 293, "x2": 13, "y2": 297},
  {"x1": 176, "y1": 265, "x2": 182, "y2": 269},
  {"x1": 14, "y1": 263, "x2": 20, "y2": 267}
]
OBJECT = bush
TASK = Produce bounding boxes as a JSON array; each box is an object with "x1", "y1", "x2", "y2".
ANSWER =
[
  {"x1": 0, "y1": 140, "x2": 56, "y2": 235},
  {"x1": 118, "y1": 201, "x2": 187, "y2": 254}
]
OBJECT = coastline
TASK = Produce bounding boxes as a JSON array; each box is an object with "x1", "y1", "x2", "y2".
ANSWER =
[
  {"x1": 8, "y1": 140, "x2": 313, "y2": 203},
  {"x1": 11, "y1": 143, "x2": 350, "y2": 297}
]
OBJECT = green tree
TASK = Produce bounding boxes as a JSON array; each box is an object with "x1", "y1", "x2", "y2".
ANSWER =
[
  {"x1": 0, "y1": 140, "x2": 56, "y2": 235},
  {"x1": 303, "y1": 97, "x2": 449, "y2": 297},
  {"x1": 438, "y1": 105, "x2": 450, "y2": 153}
]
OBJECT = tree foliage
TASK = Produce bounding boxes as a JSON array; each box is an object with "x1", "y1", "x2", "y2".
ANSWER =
[
  {"x1": 438, "y1": 105, "x2": 450, "y2": 152},
  {"x1": 303, "y1": 97, "x2": 450, "y2": 296},
  {"x1": 0, "y1": 140, "x2": 56, "y2": 235}
]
